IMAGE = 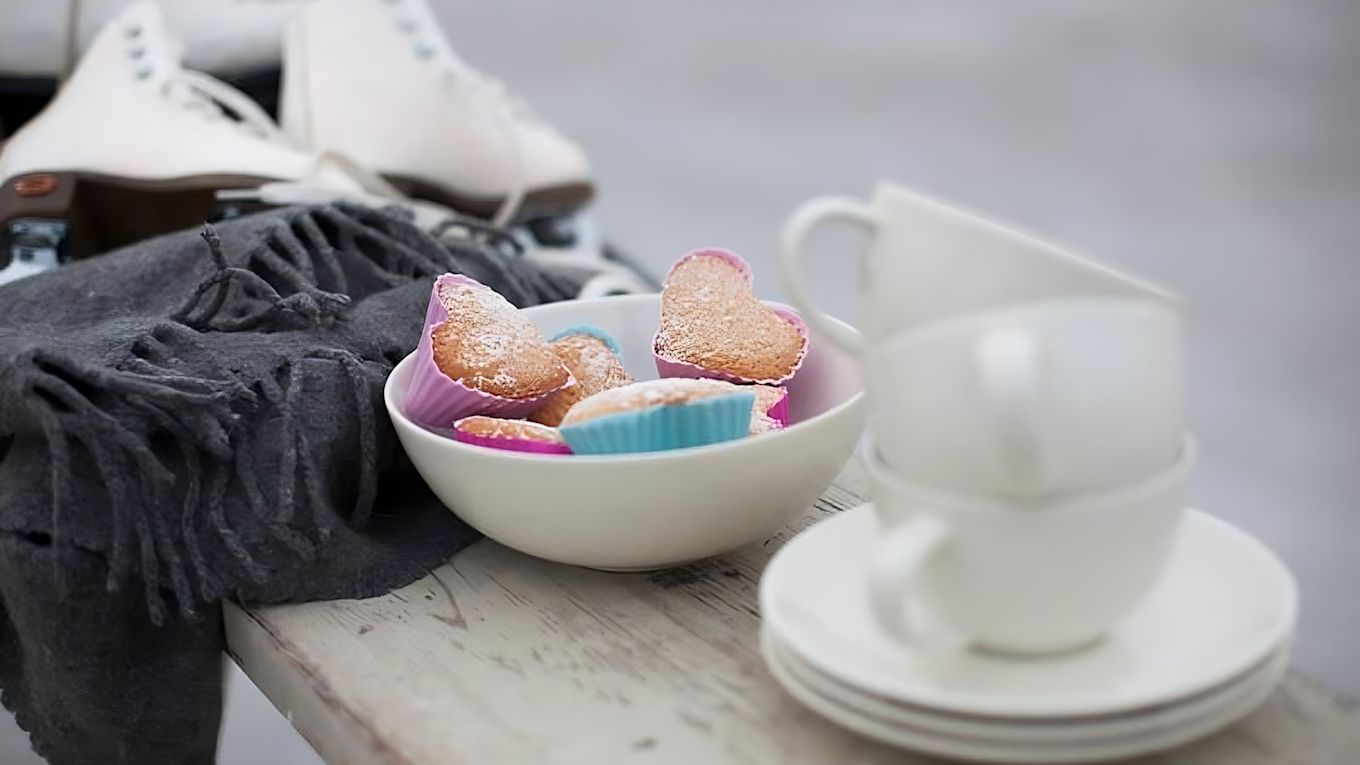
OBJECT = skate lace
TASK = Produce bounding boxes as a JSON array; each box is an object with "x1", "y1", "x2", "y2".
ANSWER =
[
  {"x1": 429, "y1": 56, "x2": 530, "y2": 228},
  {"x1": 389, "y1": 0, "x2": 530, "y2": 226},
  {"x1": 161, "y1": 69, "x2": 291, "y2": 145},
  {"x1": 525, "y1": 248, "x2": 655, "y2": 298},
  {"x1": 219, "y1": 150, "x2": 459, "y2": 230},
  {"x1": 429, "y1": 51, "x2": 640, "y2": 293},
  {"x1": 517, "y1": 216, "x2": 655, "y2": 298}
]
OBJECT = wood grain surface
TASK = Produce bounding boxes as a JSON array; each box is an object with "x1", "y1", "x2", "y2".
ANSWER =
[{"x1": 225, "y1": 462, "x2": 1360, "y2": 765}]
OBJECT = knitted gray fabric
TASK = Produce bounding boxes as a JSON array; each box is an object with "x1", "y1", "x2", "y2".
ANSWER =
[{"x1": 0, "y1": 204, "x2": 579, "y2": 764}]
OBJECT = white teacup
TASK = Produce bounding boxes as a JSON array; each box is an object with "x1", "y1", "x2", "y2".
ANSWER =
[
  {"x1": 870, "y1": 297, "x2": 1184, "y2": 496},
  {"x1": 779, "y1": 182, "x2": 1180, "y2": 353},
  {"x1": 865, "y1": 434, "x2": 1195, "y2": 656}
]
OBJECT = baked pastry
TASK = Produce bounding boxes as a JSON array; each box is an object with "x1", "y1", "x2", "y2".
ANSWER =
[
  {"x1": 404, "y1": 273, "x2": 571, "y2": 429},
  {"x1": 749, "y1": 385, "x2": 790, "y2": 435},
  {"x1": 453, "y1": 416, "x2": 572, "y2": 455},
  {"x1": 558, "y1": 378, "x2": 757, "y2": 455},
  {"x1": 428, "y1": 277, "x2": 569, "y2": 398},
  {"x1": 529, "y1": 326, "x2": 633, "y2": 426},
  {"x1": 654, "y1": 248, "x2": 808, "y2": 385}
]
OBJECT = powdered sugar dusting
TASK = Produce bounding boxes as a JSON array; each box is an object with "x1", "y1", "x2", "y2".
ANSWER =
[
  {"x1": 529, "y1": 332, "x2": 633, "y2": 426},
  {"x1": 454, "y1": 415, "x2": 565, "y2": 444},
  {"x1": 437, "y1": 280, "x2": 535, "y2": 368},
  {"x1": 748, "y1": 385, "x2": 787, "y2": 434},
  {"x1": 430, "y1": 278, "x2": 570, "y2": 398},
  {"x1": 656, "y1": 252, "x2": 805, "y2": 381},
  {"x1": 748, "y1": 415, "x2": 780, "y2": 434},
  {"x1": 565, "y1": 336, "x2": 630, "y2": 387}
]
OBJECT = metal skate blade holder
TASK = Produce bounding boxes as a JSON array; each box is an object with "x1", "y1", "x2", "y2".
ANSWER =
[
  {"x1": 0, "y1": 217, "x2": 69, "y2": 286},
  {"x1": 0, "y1": 171, "x2": 77, "y2": 285}
]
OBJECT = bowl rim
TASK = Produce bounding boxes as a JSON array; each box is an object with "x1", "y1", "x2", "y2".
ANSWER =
[{"x1": 383, "y1": 294, "x2": 865, "y2": 464}]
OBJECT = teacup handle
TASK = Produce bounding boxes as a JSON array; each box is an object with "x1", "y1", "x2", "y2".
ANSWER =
[
  {"x1": 975, "y1": 328, "x2": 1049, "y2": 496},
  {"x1": 779, "y1": 196, "x2": 877, "y2": 354},
  {"x1": 868, "y1": 514, "x2": 954, "y2": 647}
]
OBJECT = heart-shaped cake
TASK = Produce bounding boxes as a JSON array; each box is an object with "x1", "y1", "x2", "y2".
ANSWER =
[
  {"x1": 403, "y1": 274, "x2": 572, "y2": 429},
  {"x1": 653, "y1": 248, "x2": 808, "y2": 385},
  {"x1": 529, "y1": 326, "x2": 634, "y2": 426}
]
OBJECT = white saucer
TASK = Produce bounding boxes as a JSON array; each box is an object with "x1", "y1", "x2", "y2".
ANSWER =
[
  {"x1": 764, "y1": 626, "x2": 1289, "y2": 763},
  {"x1": 765, "y1": 625, "x2": 1290, "y2": 743},
  {"x1": 760, "y1": 504, "x2": 1297, "y2": 719}
]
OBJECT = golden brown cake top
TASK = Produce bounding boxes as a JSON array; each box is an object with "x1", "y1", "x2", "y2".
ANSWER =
[
  {"x1": 454, "y1": 416, "x2": 565, "y2": 444},
  {"x1": 529, "y1": 333, "x2": 634, "y2": 426},
  {"x1": 430, "y1": 279, "x2": 570, "y2": 399},
  {"x1": 656, "y1": 253, "x2": 804, "y2": 381}
]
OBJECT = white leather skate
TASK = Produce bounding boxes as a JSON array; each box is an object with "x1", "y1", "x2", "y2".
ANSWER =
[
  {"x1": 0, "y1": 1, "x2": 316, "y2": 267},
  {"x1": 280, "y1": 0, "x2": 595, "y2": 224},
  {"x1": 0, "y1": 0, "x2": 312, "y2": 79}
]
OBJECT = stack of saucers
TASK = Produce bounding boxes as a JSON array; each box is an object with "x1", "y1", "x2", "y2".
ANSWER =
[
  {"x1": 768, "y1": 184, "x2": 1301, "y2": 760},
  {"x1": 759, "y1": 505, "x2": 1297, "y2": 763}
]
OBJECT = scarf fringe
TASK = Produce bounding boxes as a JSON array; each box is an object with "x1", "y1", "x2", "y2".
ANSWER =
[
  {"x1": 12, "y1": 205, "x2": 579, "y2": 623},
  {"x1": 13, "y1": 214, "x2": 384, "y2": 622},
  {"x1": 20, "y1": 348, "x2": 249, "y2": 623}
]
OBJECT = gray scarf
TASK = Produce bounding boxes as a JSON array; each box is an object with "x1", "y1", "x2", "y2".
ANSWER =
[{"x1": 0, "y1": 204, "x2": 576, "y2": 764}]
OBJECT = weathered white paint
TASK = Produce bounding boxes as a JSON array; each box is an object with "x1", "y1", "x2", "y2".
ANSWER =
[{"x1": 225, "y1": 463, "x2": 1360, "y2": 765}]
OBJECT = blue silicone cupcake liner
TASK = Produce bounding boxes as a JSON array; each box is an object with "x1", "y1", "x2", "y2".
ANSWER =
[
  {"x1": 550, "y1": 325, "x2": 624, "y2": 356},
  {"x1": 559, "y1": 389, "x2": 757, "y2": 455}
]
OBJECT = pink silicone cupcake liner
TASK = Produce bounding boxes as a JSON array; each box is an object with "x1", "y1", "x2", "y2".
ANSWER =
[
  {"x1": 403, "y1": 273, "x2": 570, "y2": 429},
  {"x1": 452, "y1": 427, "x2": 573, "y2": 456},
  {"x1": 764, "y1": 386, "x2": 790, "y2": 428},
  {"x1": 653, "y1": 248, "x2": 809, "y2": 386}
]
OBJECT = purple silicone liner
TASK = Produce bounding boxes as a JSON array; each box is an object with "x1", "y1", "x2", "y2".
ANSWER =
[
  {"x1": 452, "y1": 428, "x2": 573, "y2": 456},
  {"x1": 652, "y1": 248, "x2": 810, "y2": 386},
  {"x1": 403, "y1": 273, "x2": 571, "y2": 429},
  {"x1": 764, "y1": 386, "x2": 791, "y2": 428}
]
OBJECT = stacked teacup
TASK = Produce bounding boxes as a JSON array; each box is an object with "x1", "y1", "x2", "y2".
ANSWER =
[
  {"x1": 780, "y1": 182, "x2": 1187, "y2": 654},
  {"x1": 765, "y1": 184, "x2": 1297, "y2": 762}
]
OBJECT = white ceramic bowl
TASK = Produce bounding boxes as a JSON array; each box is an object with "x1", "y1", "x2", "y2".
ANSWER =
[{"x1": 384, "y1": 294, "x2": 865, "y2": 570}]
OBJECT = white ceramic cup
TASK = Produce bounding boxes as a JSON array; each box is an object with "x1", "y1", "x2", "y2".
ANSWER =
[
  {"x1": 864, "y1": 434, "x2": 1195, "y2": 656},
  {"x1": 869, "y1": 297, "x2": 1184, "y2": 496},
  {"x1": 779, "y1": 182, "x2": 1180, "y2": 354}
]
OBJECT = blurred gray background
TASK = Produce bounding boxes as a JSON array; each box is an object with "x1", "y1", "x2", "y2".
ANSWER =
[{"x1": 4, "y1": 0, "x2": 1359, "y2": 762}]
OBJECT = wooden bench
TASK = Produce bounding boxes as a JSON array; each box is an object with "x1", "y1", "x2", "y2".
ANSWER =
[{"x1": 226, "y1": 462, "x2": 1360, "y2": 764}]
